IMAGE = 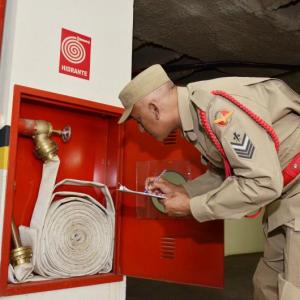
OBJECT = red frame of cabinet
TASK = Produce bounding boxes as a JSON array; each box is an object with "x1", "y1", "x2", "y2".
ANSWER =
[
  {"x1": 0, "y1": 85, "x2": 223, "y2": 296},
  {"x1": 0, "y1": 0, "x2": 6, "y2": 53}
]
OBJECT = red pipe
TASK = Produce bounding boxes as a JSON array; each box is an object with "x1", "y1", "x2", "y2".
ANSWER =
[{"x1": 18, "y1": 118, "x2": 37, "y2": 136}]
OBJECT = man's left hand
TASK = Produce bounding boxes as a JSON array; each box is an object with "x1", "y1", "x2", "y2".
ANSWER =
[{"x1": 161, "y1": 192, "x2": 191, "y2": 217}]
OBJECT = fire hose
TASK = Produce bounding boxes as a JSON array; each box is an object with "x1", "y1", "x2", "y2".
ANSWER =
[{"x1": 9, "y1": 119, "x2": 115, "y2": 282}]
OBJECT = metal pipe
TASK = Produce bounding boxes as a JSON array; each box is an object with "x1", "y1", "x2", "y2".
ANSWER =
[{"x1": 11, "y1": 218, "x2": 21, "y2": 249}]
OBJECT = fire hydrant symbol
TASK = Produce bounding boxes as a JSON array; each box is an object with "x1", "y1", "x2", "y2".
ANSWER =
[
  {"x1": 61, "y1": 36, "x2": 90, "y2": 64},
  {"x1": 59, "y1": 28, "x2": 91, "y2": 80}
]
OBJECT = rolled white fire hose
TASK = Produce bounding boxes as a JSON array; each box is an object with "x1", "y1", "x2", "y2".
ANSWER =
[{"x1": 9, "y1": 156, "x2": 115, "y2": 282}]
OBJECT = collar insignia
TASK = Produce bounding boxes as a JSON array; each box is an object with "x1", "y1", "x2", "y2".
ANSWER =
[{"x1": 214, "y1": 110, "x2": 233, "y2": 126}]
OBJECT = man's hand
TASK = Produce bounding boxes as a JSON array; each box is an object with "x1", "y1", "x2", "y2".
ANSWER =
[
  {"x1": 161, "y1": 192, "x2": 191, "y2": 217},
  {"x1": 145, "y1": 177, "x2": 187, "y2": 196},
  {"x1": 145, "y1": 177, "x2": 191, "y2": 217}
]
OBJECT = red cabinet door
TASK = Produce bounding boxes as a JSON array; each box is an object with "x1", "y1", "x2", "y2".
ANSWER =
[{"x1": 120, "y1": 120, "x2": 224, "y2": 288}]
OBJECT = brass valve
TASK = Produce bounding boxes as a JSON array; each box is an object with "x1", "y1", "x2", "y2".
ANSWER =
[
  {"x1": 10, "y1": 219, "x2": 32, "y2": 267},
  {"x1": 18, "y1": 119, "x2": 71, "y2": 162}
]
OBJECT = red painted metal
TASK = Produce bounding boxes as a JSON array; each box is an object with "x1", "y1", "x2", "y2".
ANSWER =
[
  {"x1": 0, "y1": 0, "x2": 6, "y2": 55},
  {"x1": 1, "y1": 84, "x2": 224, "y2": 296},
  {"x1": 18, "y1": 118, "x2": 37, "y2": 136}
]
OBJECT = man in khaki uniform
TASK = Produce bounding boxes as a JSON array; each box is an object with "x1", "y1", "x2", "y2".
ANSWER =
[{"x1": 118, "y1": 64, "x2": 300, "y2": 300}]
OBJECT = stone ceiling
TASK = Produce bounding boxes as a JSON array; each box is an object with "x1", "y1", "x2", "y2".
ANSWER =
[{"x1": 132, "y1": 0, "x2": 300, "y2": 91}]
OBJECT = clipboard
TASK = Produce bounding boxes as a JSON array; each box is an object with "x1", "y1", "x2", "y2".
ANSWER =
[{"x1": 117, "y1": 184, "x2": 166, "y2": 199}]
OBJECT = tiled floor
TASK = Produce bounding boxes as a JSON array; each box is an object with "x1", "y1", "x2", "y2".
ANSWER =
[{"x1": 126, "y1": 253, "x2": 261, "y2": 300}]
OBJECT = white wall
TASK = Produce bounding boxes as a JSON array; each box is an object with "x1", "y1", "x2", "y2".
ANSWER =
[
  {"x1": 0, "y1": 0, "x2": 133, "y2": 127},
  {"x1": 0, "y1": 0, "x2": 133, "y2": 299}
]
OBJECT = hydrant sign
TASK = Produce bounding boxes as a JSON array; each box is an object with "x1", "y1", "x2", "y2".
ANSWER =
[{"x1": 59, "y1": 28, "x2": 91, "y2": 80}]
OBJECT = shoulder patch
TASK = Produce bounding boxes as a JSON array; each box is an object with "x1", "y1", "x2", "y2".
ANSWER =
[
  {"x1": 230, "y1": 132, "x2": 255, "y2": 159},
  {"x1": 213, "y1": 110, "x2": 233, "y2": 126}
]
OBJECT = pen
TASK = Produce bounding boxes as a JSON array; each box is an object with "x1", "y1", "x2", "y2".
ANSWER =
[
  {"x1": 155, "y1": 169, "x2": 167, "y2": 182},
  {"x1": 144, "y1": 169, "x2": 167, "y2": 193}
]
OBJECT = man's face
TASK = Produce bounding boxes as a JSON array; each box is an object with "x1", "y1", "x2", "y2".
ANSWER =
[{"x1": 131, "y1": 103, "x2": 172, "y2": 141}]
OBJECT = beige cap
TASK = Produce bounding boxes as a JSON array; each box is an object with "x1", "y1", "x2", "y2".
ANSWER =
[{"x1": 118, "y1": 64, "x2": 171, "y2": 124}]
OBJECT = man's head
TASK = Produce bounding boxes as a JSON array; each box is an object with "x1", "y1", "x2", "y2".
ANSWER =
[{"x1": 118, "y1": 64, "x2": 180, "y2": 141}]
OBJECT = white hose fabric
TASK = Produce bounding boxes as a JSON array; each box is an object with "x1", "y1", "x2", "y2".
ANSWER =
[{"x1": 9, "y1": 156, "x2": 115, "y2": 282}]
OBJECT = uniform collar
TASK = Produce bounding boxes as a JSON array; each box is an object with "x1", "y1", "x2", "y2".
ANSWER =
[
  {"x1": 177, "y1": 86, "x2": 194, "y2": 132},
  {"x1": 177, "y1": 86, "x2": 198, "y2": 142},
  {"x1": 188, "y1": 87, "x2": 215, "y2": 112}
]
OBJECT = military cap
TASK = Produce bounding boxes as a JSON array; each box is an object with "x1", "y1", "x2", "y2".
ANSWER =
[{"x1": 118, "y1": 64, "x2": 171, "y2": 124}]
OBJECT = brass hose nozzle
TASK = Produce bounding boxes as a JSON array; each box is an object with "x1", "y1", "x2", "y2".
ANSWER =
[
  {"x1": 18, "y1": 119, "x2": 71, "y2": 162},
  {"x1": 10, "y1": 219, "x2": 32, "y2": 267}
]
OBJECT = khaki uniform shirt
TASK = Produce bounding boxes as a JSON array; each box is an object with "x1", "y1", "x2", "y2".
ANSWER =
[{"x1": 179, "y1": 77, "x2": 300, "y2": 232}]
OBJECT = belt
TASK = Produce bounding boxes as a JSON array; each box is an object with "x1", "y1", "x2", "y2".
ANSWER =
[{"x1": 9, "y1": 157, "x2": 115, "y2": 282}]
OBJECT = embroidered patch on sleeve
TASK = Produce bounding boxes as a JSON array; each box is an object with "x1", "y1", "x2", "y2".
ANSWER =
[
  {"x1": 214, "y1": 110, "x2": 233, "y2": 126},
  {"x1": 231, "y1": 132, "x2": 255, "y2": 159}
]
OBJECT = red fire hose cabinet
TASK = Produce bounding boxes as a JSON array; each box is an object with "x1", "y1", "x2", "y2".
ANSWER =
[{"x1": 0, "y1": 85, "x2": 224, "y2": 296}]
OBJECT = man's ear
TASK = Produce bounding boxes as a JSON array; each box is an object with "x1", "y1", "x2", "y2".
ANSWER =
[{"x1": 148, "y1": 103, "x2": 160, "y2": 120}]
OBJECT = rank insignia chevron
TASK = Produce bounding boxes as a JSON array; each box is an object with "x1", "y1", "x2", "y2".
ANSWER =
[{"x1": 231, "y1": 133, "x2": 255, "y2": 159}]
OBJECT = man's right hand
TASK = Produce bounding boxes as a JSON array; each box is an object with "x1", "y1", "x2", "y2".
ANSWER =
[{"x1": 145, "y1": 177, "x2": 187, "y2": 196}]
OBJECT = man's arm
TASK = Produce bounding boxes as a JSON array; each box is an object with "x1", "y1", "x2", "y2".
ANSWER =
[
  {"x1": 189, "y1": 94, "x2": 283, "y2": 222},
  {"x1": 183, "y1": 166, "x2": 224, "y2": 198}
]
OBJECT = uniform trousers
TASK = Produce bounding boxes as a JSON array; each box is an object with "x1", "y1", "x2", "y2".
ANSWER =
[{"x1": 253, "y1": 223, "x2": 300, "y2": 300}]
